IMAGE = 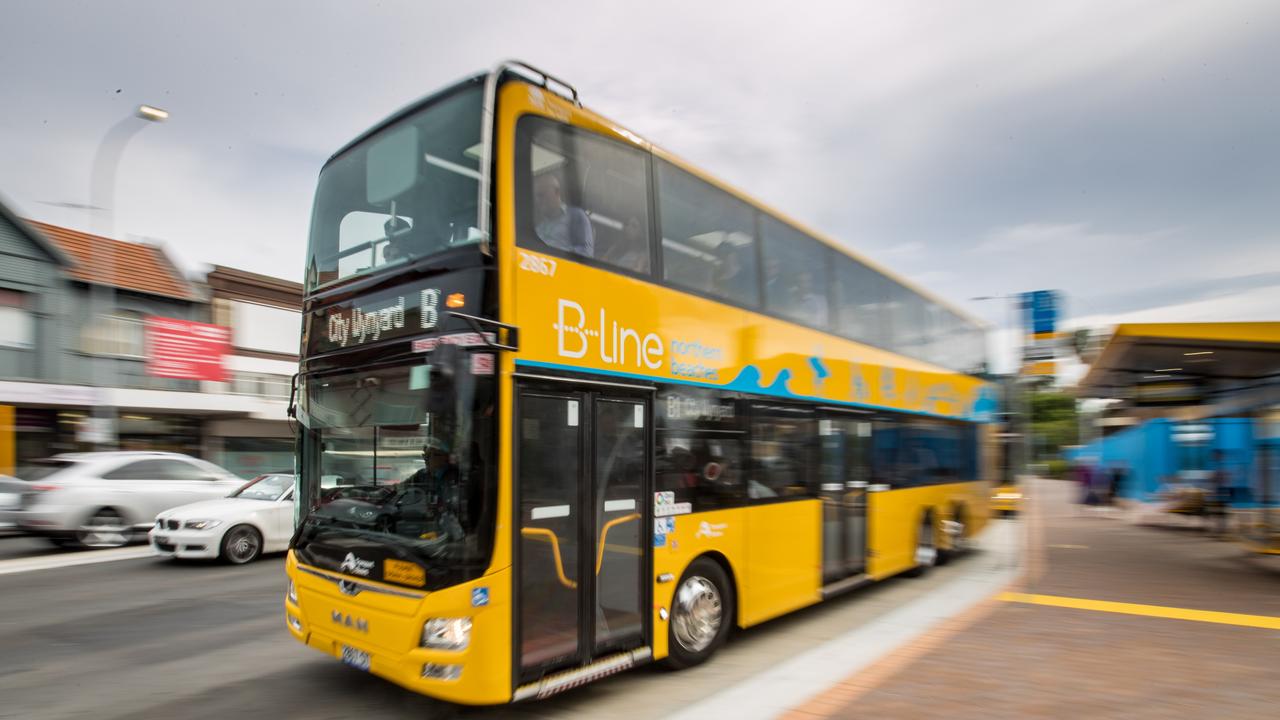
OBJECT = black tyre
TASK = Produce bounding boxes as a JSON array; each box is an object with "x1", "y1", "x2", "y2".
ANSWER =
[
  {"x1": 666, "y1": 557, "x2": 734, "y2": 669},
  {"x1": 74, "y1": 508, "x2": 132, "y2": 549},
  {"x1": 904, "y1": 513, "x2": 937, "y2": 578},
  {"x1": 221, "y1": 524, "x2": 263, "y2": 565}
]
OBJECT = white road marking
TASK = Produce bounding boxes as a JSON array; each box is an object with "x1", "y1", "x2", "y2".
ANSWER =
[
  {"x1": 0, "y1": 546, "x2": 155, "y2": 576},
  {"x1": 667, "y1": 519, "x2": 1022, "y2": 720}
]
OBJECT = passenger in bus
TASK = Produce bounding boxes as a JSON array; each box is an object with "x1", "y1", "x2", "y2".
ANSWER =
[
  {"x1": 763, "y1": 257, "x2": 784, "y2": 304},
  {"x1": 533, "y1": 174, "x2": 595, "y2": 257},
  {"x1": 602, "y1": 215, "x2": 648, "y2": 272},
  {"x1": 794, "y1": 271, "x2": 828, "y2": 326},
  {"x1": 712, "y1": 242, "x2": 748, "y2": 298}
]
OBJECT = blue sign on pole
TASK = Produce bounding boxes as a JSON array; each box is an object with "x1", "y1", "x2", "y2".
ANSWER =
[{"x1": 1021, "y1": 290, "x2": 1059, "y2": 336}]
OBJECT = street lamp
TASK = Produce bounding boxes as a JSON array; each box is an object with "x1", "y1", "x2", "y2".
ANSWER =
[
  {"x1": 971, "y1": 293, "x2": 1031, "y2": 480},
  {"x1": 86, "y1": 104, "x2": 169, "y2": 450}
]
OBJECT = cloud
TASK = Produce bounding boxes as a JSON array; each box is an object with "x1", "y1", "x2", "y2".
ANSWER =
[
  {"x1": 1, "y1": 0, "x2": 1278, "y2": 328},
  {"x1": 974, "y1": 222, "x2": 1174, "y2": 254}
]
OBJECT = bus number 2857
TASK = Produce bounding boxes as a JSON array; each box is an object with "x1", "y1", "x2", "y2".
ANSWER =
[{"x1": 519, "y1": 250, "x2": 557, "y2": 277}]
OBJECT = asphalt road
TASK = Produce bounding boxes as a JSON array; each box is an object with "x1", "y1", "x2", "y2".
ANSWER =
[{"x1": 0, "y1": 526, "x2": 1002, "y2": 720}]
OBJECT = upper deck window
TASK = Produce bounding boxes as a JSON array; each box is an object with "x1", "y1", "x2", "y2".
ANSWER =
[
  {"x1": 761, "y1": 215, "x2": 831, "y2": 330},
  {"x1": 656, "y1": 160, "x2": 759, "y2": 308},
  {"x1": 306, "y1": 84, "x2": 484, "y2": 291},
  {"x1": 516, "y1": 117, "x2": 652, "y2": 275}
]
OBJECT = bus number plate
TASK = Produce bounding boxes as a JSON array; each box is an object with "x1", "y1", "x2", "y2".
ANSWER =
[{"x1": 341, "y1": 645, "x2": 371, "y2": 671}]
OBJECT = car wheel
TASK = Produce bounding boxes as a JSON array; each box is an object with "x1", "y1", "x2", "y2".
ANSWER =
[
  {"x1": 904, "y1": 513, "x2": 936, "y2": 578},
  {"x1": 75, "y1": 508, "x2": 132, "y2": 549},
  {"x1": 221, "y1": 525, "x2": 263, "y2": 565},
  {"x1": 666, "y1": 557, "x2": 733, "y2": 670}
]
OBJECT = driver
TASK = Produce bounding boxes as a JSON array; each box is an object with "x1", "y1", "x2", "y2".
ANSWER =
[{"x1": 403, "y1": 438, "x2": 460, "y2": 510}]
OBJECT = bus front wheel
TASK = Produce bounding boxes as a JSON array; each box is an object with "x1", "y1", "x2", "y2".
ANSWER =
[{"x1": 666, "y1": 557, "x2": 734, "y2": 669}]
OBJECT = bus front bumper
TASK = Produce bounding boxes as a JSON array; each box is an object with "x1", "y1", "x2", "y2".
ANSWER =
[{"x1": 284, "y1": 553, "x2": 513, "y2": 706}]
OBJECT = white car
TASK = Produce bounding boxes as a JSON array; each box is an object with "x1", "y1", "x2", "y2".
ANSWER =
[
  {"x1": 7, "y1": 452, "x2": 246, "y2": 548},
  {"x1": 151, "y1": 473, "x2": 296, "y2": 564}
]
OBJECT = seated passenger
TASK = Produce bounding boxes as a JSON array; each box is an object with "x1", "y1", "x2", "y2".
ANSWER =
[
  {"x1": 602, "y1": 216, "x2": 648, "y2": 272},
  {"x1": 793, "y1": 271, "x2": 828, "y2": 326},
  {"x1": 712, "y1": 242, "x2": 748, "y2": 298},
  {"x1": 534, "y1": 174, "x2": 594, "y2": 257}
]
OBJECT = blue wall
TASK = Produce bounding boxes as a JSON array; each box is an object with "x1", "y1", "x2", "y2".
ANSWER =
[{"x1": 1068, "y1": 417, "x2": 1257, "y2": 504}]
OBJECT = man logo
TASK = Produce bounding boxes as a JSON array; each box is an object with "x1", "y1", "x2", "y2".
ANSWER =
[
  {"x1": 338, "y1": 552, "x2": 375, "y2": 577},
  {"x1": 331, "y1": 610, "x2": 369, "y2": 633}
]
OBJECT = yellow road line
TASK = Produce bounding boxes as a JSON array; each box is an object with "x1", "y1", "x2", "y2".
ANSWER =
[{"x1": 999, "y1": 592, "x2": 1280, "y2": 630}]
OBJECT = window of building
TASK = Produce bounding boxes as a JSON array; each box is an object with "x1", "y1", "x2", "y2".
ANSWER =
[
  {"x1": 761, "y1": 215, "x2": 831, "y2": 329},
  {"x1": 0, "y1": 290, "x2": 34, "y2": 349},
  {"x1": 516, "y1": 117, "x2": 652, "y2": 274},
  {"x1": 230, "y1": 372, "x2": 292, "y2": 400},
  {"x1": 81, "y1": 311, "x2": 146, "y2": 358},
  {"x1": 656, "y1": 160, "x2": 759, "y2": 307}
]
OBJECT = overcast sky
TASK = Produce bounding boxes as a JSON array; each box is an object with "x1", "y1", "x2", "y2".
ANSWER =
[{"x1": 4, "y1": 1, "x2": 1279, "y2": 371}]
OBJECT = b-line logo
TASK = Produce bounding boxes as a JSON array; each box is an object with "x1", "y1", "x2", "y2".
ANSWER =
[{"x1": 556, "y1": 299, "x2": 664, "y2": 369}]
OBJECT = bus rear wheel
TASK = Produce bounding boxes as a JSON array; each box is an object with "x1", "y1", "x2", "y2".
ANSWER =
[
  {"x1": 666, "y1": 557, "x2": 733, "y2": 669},
  {"x1": 904, "y1": 514, "x2": 937, "y2": 578},
  {"x1": 938, "y1": 505, "x2": 967, "y2": 566}
]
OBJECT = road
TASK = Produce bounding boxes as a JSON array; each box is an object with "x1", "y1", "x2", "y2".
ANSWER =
[{"x1": 0, "y1": 525, "x2": 1008, "y2": 720}]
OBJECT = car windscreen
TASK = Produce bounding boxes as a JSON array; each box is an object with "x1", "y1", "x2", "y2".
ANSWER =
[{"x1": 232, "y1": 474, "x2": 294, "y2": 501}]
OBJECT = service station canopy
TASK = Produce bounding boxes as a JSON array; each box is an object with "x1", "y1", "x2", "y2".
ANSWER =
[{"x1": 1076, "y1": 323, "x2": 1280, "y2": 414}]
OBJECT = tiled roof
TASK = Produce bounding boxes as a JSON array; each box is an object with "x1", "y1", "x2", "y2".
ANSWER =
[{"x1": 25, "y1": 220, "x2": 198, "y2": 301}]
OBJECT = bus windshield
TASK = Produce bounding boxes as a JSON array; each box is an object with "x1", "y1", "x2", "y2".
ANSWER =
[
  {"x1": 294, "y1": 350, "x2": 496, "y2": 585},
  {"x1": 305, "y1": 83, "x2": 485, "y2": 291}
]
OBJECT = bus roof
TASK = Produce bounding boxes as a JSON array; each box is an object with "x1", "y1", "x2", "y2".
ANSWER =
[{"x1": 323, "y1": 62, "x2": 990, "y2": 332}]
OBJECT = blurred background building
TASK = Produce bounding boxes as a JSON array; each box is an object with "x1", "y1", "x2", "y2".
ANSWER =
[{"x1": 0, "y1": 198, "x2": 300, "y2": 478}]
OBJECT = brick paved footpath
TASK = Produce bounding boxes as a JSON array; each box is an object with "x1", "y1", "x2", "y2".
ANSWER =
[{"x1": 785, "y1": 478, "x2": 1280, "y2": 720}]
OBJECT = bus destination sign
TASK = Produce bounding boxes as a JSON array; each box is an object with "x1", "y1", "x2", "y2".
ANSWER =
[{"x1": 305, "y1": 271, "x2": 483, "y2": 356}]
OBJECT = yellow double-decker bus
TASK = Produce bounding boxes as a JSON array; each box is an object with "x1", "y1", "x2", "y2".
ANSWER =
[{"x1": 285, "y1": 61, "x2": 996, "y2": 705}]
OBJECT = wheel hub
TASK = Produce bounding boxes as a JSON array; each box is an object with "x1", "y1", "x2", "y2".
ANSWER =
[{"x1": 672, "y1": 575, "x2": 722, "y2": 653}]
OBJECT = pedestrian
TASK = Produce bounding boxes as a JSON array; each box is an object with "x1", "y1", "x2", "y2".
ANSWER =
[
  {"x1": 1109, "y1": 464, "x2": 1126, "y2": 507},
  {"x1": 1206, "y1": 450, "x2": 1232, "y2": 536}
]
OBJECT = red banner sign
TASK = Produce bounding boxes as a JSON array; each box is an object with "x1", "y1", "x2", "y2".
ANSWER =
[{"x1": 145, "y1": 317, "x2": 231, "y2": 382}]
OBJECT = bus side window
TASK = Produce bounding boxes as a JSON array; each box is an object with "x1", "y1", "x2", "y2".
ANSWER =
[
  {"x1": 656, "y1": 434, "x2": 746, "y2": 510},
  {"x1": 515, "y1": 117, "x2": 652, "y2": 275},
  {"x1": 760, "y1": 214, "x2": 832, "y2": 331},
  {"x1": 749, "y1": 411, "x2": 816, "y2": 500},
  {"x1": 655, "y1": 159, "x2": 759, "y2": 307}
]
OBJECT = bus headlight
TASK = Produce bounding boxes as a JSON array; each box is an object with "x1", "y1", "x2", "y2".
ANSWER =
[
  {"x1": 422, "y1": 617, "x2": 471, "y2": 650},
  {"x1": 287, "y1": 579, "x2": 298, "y2": 605}
]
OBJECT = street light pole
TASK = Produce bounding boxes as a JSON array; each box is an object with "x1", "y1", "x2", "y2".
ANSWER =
[
  {"x1": 972, "y1": 293, "x2": 1028, "y2": 479},
  {"x1": 86, "y1": 104, "x2": 169, "y2": 450}
]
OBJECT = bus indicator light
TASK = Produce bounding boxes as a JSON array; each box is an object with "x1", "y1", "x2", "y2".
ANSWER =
[{"x1": 446, "y1": 293, "x2": 466, "y2": 308}]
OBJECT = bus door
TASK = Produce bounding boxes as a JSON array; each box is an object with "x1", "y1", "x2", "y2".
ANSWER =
[
  {"x1": 818, "y1": 413, "x2": 871, "y2": 582},
  {"x1": 515, "y1": 385, "x2": 650, "y2": 680}
]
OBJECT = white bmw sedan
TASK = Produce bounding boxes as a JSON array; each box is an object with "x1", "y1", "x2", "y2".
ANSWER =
[{"x1": 151, "y1": 473, "x2": 295, "y2": 564}]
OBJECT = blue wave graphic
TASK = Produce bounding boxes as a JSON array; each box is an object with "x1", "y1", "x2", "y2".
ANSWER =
[
  {"x1": 809, "y1": 356, "x2": 830, "y2": 388},
  {"x1": 968, "y1": 386, "x2": 998, "y2": 422}
]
